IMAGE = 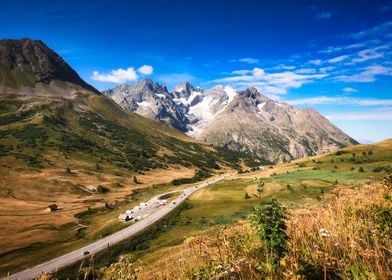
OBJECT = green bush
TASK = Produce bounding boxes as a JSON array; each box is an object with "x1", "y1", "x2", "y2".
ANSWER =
[
  {"x1": 251, "y1": 199, "x2": 289, "y2": 267},
  {"x1": 97, "y1": 185, "x2": 110, "y2": 193},
  {"x1": 171, "y1": 169, "x2": 211, "y2": 186}
]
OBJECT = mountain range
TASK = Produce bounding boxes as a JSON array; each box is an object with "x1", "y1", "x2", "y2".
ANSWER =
[
  {"x1": 0, "y1": 38, "x2": 250, "y2": 179},
  {"x1": 103, "y1": 80, "x2": 357, "y2": 162},
  {"x1": 0, "y1": 37, "x2": 358, "y2": 165}
]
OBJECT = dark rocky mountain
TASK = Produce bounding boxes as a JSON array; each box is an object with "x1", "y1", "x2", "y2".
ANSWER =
[
  {"x1": 0, "y1": 38, "x2": 99, "y2": 94},
  {"x1": 103, "y1": 79, "x2": 189, "y2": 131}
]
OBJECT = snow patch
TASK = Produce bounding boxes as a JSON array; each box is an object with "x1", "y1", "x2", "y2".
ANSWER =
[
  {"x1": 257, "y1": 102, "x2": 266, "y2": 111},
  {"x1": 137, "y1": 101, "x2": 151, "y2": 108},
  {"x1": 174, "y1": 87, "x2": 184, "y2": 93},
  {"x1": 174, "y1": 91, "x2": 202, "y2": 106},
  {"x1": 223, "y1": 86, "x2": 237, "y2": 104}
]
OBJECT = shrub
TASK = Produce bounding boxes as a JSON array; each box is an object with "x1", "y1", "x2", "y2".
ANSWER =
[
  {"x1": 171, "y1": 169, "x2": 211, "y2": 185},
  {"x1": 373, "y1": 166, "x2": 383, "y2": 172},
  {"x1": 251, "y1": 199, "x2": 288, "y2": 267},
  {"x1": 359, "y1": 166, "x2": 365, "y2": 172},
  {"x1": 244, "y1": 193, "x2": 251, "y2": 199},
  {"x1": 97, "y1": 185, "x2": 109, "y2": 193}
]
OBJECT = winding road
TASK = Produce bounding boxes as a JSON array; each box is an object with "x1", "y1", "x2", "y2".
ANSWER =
[{"x1": 8, "y1": 173, "x2": 232, "y2": 280}]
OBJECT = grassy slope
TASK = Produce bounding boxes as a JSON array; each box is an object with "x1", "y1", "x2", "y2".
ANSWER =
[
  {"x1": 97, "y1": 139, "x2": 392, "y2": 277},
  {"x1": 131, "y1": 182, "x2": 391, "y2": 280},
  {"x1": 0, "y1": 91, "x2": 260, "y2": 275}
]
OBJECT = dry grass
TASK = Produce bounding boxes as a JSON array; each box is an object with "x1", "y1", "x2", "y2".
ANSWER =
[
  {"x1": 285, "y1": 182, "x2": 391, "y2": 279},
  {"x1": 100, "y1": 179, "x2": 391, "y2": 280}
]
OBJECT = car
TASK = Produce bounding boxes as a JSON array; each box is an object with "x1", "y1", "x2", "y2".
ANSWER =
[
  {"x1": 172, "y1": 201, "x2": 176, "y2": 205},
  {"x1": 83, "y1": 251, "x2": 90, "y2": 256}
]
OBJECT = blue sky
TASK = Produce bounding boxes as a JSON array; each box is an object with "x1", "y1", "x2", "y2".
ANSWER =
[{"x1": 1, "y1": 0, "x2": 391, "y2": 142}]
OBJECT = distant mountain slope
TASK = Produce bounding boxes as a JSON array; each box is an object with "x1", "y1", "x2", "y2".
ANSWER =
[
  {"x1": 199, "y1": 88, "x2": 357, "y2": 162},
  {"x1": 0, "y1": 38, "x2": 99, "y2": 94},
  {"x1": 104, "y1": 81, "x2": 357, "y2": 162}
]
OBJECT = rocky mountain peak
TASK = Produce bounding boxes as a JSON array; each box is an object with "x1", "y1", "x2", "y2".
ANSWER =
[
  {"x1": 103, "y1": 79, "x2": 357, "y2": 163},
  {"x1": 102, "y1": 78, "x2": 188, "y2": 132},
  {"x1": 172, "y1": 82, "x2": 200, "y2": 99},
  {"x1": 0, "y1": 38, "x2": 99, "y2": 93}
]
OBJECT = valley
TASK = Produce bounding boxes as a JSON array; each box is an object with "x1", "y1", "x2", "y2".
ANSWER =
[
  {"x1": 98, "y1": 139, "x2": 392, "y2": 279},
  {"x1": 8, "y1": 174, "x2": 232, "y2": 280},
  {"x1": 0, "y1": 36, "x2": 390, "y2": 280}
]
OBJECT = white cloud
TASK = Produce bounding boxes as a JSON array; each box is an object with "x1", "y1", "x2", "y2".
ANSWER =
[
  {"x1": 319, "y1": 43, "x2": 365, "y2": 54},
  {"x1": 309, "y1": 59, "x2": 322, "y2": 65},
  {"x1": 213, "y1": 67, "x2": 327, "y2": 95},
  {"x1": 296, "y1": 68, "x2": 317, "y2": 74},
  {"x1": 316, "y1": 11, "x2": 332, "y2": 20},
  {"x1": 319, "y1": 66, "x2": 336, "y2": 73},
  {"x1": 350, "y1": 21, "x2": 392, "y2": 40},
  {"x1": 238, "y1": 57, "x2": 259, "y2": 64},
  {"x1": 274, "y1": 64, "x2": 296, "y2": 70},
  {"x1": 351, "y1": 45, "x2": 388, "y2": 63},
  {"x1": 92, "y1": 67, "x2": 138, "y2": 83},
  {"x1": 252, "y1": 67, "x2": 265, "y2": 77},
  {"x1": 342, "y1": 87, "x2": 358, "y2": 93},
  {"x1": 230, "y1": 69, "x2": 252, "y2": 75},
  {"x1": 325, "y1": 108, "x2": 392, "y2": 121},
  {"x1": 137, "y1": 65, "x2": 154, "y2": 75},
  {"x1": 286, "y1": 96, "x2": 392, "y2": 106},
  {"x1": 336, "y1": 65, "x2": 392, "y2": 82},
  {"x1": 328, "y1": 55, "x2": 349, "y2": 63}
]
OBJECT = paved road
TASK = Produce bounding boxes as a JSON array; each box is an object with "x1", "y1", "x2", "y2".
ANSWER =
[{"x1": 8, "y1": 173, "x2": 232, "y2": 280}]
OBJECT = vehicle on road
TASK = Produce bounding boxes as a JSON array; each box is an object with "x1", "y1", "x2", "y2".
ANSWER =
[{"x1": 83, "y1": 251, "x2": 90, "y2": 256}]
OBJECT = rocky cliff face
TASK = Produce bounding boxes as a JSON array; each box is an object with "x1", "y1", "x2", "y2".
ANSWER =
[
  {"x1": 103, "y1": 79, "x2": 189, "y2": 131},
  {"x1": 104, "y1": 81, "x2": 358, "y2": 162}
]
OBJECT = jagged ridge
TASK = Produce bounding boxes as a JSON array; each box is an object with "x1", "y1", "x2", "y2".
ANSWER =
[{"x1": 103, "y1": 80, "x2": 358, "y2": 162}]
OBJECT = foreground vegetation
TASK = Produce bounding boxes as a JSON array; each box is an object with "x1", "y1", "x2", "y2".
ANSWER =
[
  {"x1": 80, "y1": 140, "x2": 392, "y2": 279},
  {"x1": 96, "y1": 175, "x2": 391, "y2": 279}
]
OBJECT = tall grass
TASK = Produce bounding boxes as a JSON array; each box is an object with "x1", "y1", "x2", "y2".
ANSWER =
[
  {"x1": 103, "y1": 179, "x2": 391, "y2": 280},
  {"x1": 285, "y1": 181, "x2": 391, "y2": 279}
]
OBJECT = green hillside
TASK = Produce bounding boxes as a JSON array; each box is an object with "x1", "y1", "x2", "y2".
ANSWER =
[{"x1": 0, "y1": 90, "x2": 261, "y2": 274}]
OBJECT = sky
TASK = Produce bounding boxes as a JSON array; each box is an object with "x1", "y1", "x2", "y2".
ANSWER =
[{"x1": 0, "y1": 0, "x2": 391, "y2": 143}]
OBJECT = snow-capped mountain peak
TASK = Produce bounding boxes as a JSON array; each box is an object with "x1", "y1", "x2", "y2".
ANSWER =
[{"x1": 103, "y1": 80, "x2": 357, "y2": 162}]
